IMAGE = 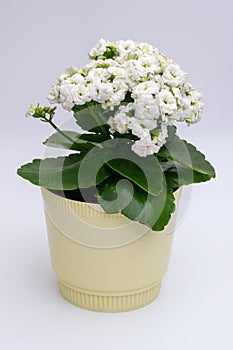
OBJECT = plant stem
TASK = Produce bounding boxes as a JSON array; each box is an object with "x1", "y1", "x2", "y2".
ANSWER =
[{"x1": 44, "y1": 117, "x2": 75, "y2": 144}]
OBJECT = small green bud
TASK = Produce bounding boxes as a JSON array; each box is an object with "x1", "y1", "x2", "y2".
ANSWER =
[{"x1": 25, "y1": 104, "x2": 56, "y2": 120}]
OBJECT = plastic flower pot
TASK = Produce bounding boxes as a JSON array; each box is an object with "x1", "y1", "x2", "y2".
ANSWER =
[{"x1": 42, "y1": 187, "x2": 181, "y2": 312}]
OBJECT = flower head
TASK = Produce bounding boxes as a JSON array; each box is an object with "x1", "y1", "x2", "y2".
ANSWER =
[{"x1": 46, "y1": 39, "x2": 204, "y2": 157}]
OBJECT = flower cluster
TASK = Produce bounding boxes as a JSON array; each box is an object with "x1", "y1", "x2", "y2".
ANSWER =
[
  {"x1": 26, "y1": 104, "x2": 56, "y2": 120},
  {"x1": 47, "y1": 39, "x2": 204, "y2": 157}
]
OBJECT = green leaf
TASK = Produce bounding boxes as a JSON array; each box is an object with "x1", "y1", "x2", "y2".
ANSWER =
[
  {"x1": 73, "y1": 102, "x2": 110, "y2": 137},
  {"x1": 79, "y1": 133, "x2": 108, "y2": 143},
  {"x1": 17, "y1": 153, "x2": 85, "y2": 190},
  {"x1": 97, "y1": 175, "x2": 136, "y2": 213},
  {"x1": 71, "y1": 145, "x2": 114, "y2": 188},
  {"x1": 72, "y1": 101, "x2": 99, "y2": 114},
  {"x1": 128, "y1": 182, "x2": 175, "y2": 232},
  {"x1": 105, "y1": 139, "x2": 163, "y2": 196},
  {"x1": 112, "y1": 131, "x2": 138, "y2": 141},
  {"x1": 70, "y1": 137, "x2": 163, "y2": 192},
  {"x1": 17, "y1": 150, "x2": 113, "y2": 190},
  {"x1": 123, "y1": 91, "x2": 134, "y2": 103},
  {"x1": 43, "y1": 131, "x2": 95, "y2": 152},
  {"x1": 151, "y1": 190, "x2": 176, "y2": 231},
  {"x1": 97, "y1": 175, "x2": 175, "y2": 231},
  {"x1": 158, "y1": 126, "x2": 216, "y2": 178},
  {"x1": 161, "y1": 161, "x2": 212, "y2": 189},
  {"x1": 73, "y1": 108, "x2": 100, "y2": 131}
]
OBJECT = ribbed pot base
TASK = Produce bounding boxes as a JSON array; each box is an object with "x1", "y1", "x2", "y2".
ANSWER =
[{"x1": 58, "y1": 280, "x2": 162, "y2": 312}]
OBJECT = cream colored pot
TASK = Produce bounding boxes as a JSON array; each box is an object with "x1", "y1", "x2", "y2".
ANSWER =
[{"x1": 41, "y1": 188, "x2": 181, "y2": 312}]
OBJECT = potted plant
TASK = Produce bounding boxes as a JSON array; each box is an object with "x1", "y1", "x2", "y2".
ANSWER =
[{"x1": 17, "y1": 39, "x2": 215, "y2": 312}]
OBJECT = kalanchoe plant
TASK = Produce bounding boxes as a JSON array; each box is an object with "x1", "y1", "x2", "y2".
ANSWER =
[{"x1": 17, "y1": 39, "x2": 216, "y2": 231}]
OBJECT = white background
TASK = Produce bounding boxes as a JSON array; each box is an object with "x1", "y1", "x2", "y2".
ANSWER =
[{"x1": 1, "y1": 0, "x2": 233, "y2": 349}]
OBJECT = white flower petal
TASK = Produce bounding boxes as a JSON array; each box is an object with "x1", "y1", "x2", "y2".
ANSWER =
[{"x1": 132, "y1": 138, "x2": 160, "y2": 157}]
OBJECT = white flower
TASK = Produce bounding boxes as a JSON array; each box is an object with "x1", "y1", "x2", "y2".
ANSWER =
[
  {"x1": 87, "y1": 68, "x2": 110, "y2": 84},
  {"x1": 25, "y1": 104, "x2": 37, "y2": 117},
  {"x1": 137, "y1": 42, "x2": 154, "y2": 53},
  {"x1": 174, "y1": 107, "x2": 191, "y2": 122},
  {"x1": 69, "y1": 73, "x2": 85, "y2": 85},
  {"x1": 116, "y1": 40, "x2": 137, "y2": 57},
  {"x1": 132, "y1": 81, "x2": 160, "y2": 99},
  {"x1": 89, "y1": 82, "x2": 113, "y2": 103},
  {"x1": 89, "y1": 38, "x2": 110, "y2": 58},
  {"x1": 132, "y1": 82, "x2": 161, "y2": 122},
  {"x1": 73, "y1": 84, "x2": 91, "y2": 105},
  {"x1": 65, "y1": 66, "x2": 77, "y2": 75},
  {"x1": 47, "y1": 39, "x2": 204, "y2": 156},
  {"x1": 132, "y1": 138, "x2": 160, "y2": 157},
  {"x1": 140, "y1": 119, "x2": 158, "y2": 130},
  {"x1": 172, "y1": 87, "x2": 182, "y2": 99},
  {"x1": 47, "y1": 84, "x2": 60, "y2": 104},
  {"x1": 108, "y1": 112, "x2": 130, "y2": 134},
  {"x1": 58, "y1": 74, "x2": 68, "y2": 83},
  {"x1": 123, "y1": 59, "x2": 152, "y2": 84},
  {"x1": 122, "y1": 60, "x2": 142, "y2": 83},
  {"x1": 186, "y1": 90, "x2": 204, "y2": 124},
  {"x1": 107, "y1": 66, "x2": 126, "y2": 78},
  {"x1": 108, "y1": 103, "x2": 135, "y2": 130},
  {"x1": 163, "y1": 64, "x2": 187, "y2": 87},
  {"x1": 106, "y1": 89, "x2": 126, "y2": 108},
  {"x1": 111, "y1": 77, "x2": 128, "y2": 91},
  {"x1": 157, "y1": 124, "x2": 168, "y2": 146},
  {"x1": 129, "y1": 118, "x2": 151, "y2": 138},
  {"x1": 138, "y1": 55, "x2": 161, "y2": 74},
  {"x1": 116, "y1": 103, "x2": 134, "y2": 114},
  {"x1": 157, "y1": 89, "x2": 177, "y2": 115},
  {"x1": 135, "y1": 96, "x2": 160, "y2": 121},
  {"x1": 190, "y1": 89, "x2": 203, "y2": 104},
  {"x1": 59, "y1": 83, "x2": 78, "y2": 111},
  {"x1": 177, "y1": 85, "x2": 203, "y2": 124}
]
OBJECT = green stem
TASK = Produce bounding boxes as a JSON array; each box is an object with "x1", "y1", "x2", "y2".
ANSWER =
[{"x1": 44, "y1": 117, "x2": 75, "y2": 144}]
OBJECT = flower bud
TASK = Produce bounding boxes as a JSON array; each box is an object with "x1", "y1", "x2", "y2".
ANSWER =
[{"x1": 25, "y1": 104, "x2": 56, "y2": 120}]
